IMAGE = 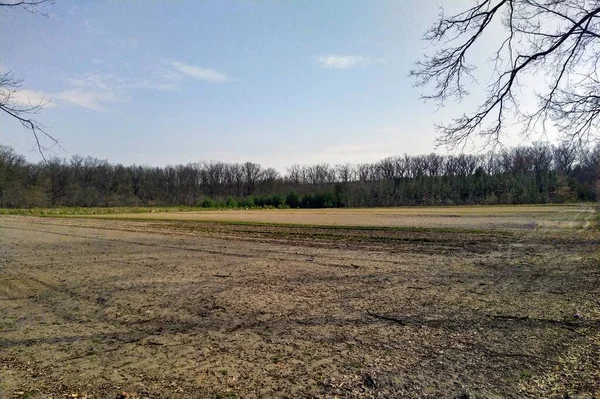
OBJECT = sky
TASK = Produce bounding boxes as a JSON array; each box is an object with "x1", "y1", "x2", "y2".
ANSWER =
[{"x1": 0, "y1": 0, "x2": 535, "y2": 171}]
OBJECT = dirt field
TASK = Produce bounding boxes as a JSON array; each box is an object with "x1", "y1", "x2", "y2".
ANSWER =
[
  {"x1": 81, "y1": 205, "x2": 591, "y2": 231},
  {"x1": 1, "y1": 205, "x2": 599, "y2": 398}
]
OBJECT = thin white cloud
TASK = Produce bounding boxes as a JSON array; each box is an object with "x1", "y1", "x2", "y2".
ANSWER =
[
  {"x1": 9, "y1": 90, "x2": 57, "y2": 109},
  {"x1": 140, "y1": 67, "x2": 183, "y2": 91},
  {"x1": 55, "y1": 73, "x2": 127, "y2": 110},
  {"x1": 67, "y1": 73, "x2": 127, "y2": 91},
  {"x1": 7, "y1": 60, "x2": 230, "y2": 114},
  {"x1": 3, "y1": 87, "x2": 114, "y2": 112},
  {"x1": 317, "y1": 54, "x2": 366, "y2": 69},
  {"x1": 67, "y1": 71, "x2": 178, "y2": 93},
  {"x1": 54, "y1": 89, "x2": 118, "y2": 111},
  {"x1": 170, "y1": 61, "x2": 230, "y2": 83}
]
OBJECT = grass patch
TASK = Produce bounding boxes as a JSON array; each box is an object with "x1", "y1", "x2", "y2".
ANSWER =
[
  {"x1": 519, "y1": 370, "x2": 532, "y2": 380},
  {"x1": 214, "y1": 391, "x2": 237, "y2": 399}
]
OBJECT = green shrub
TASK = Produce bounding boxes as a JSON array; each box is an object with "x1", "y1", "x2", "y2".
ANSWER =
[
  {"x1": 200, "y1": 198, "x2": 217, "y2": 208},
  {"x1": 239, "y1": 196, "x2": 255, "y2": 208},
  {"x1": 270, "y1": 193, "x2": 285, "y2": 208},
  {"x1": 225, "y1": 197, "x2": 238, "y2": 208},
  {"x1": 286, "y1": 191, "x2": 301, "y2": 208}
]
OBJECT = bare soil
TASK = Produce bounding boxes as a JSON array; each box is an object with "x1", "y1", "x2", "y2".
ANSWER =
[
  {"x1": 0, "y1": 205, "x2": 599, "y2": 398},
  {"x1": 83, "y1": 205, "x2": 590, "y2": 231}
]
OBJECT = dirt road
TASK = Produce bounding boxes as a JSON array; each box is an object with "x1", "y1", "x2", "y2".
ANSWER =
[{"x1": 0, "y1": 212, "x2": 598, "y2": 398}]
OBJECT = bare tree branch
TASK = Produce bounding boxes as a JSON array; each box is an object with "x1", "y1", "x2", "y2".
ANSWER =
[
  {"x1": 0, "y1": 0, "x2": 51, "y2": 14},
  {"x1": 0, "y1": 72, "x2": 61, "y2": 160},
  {"x1": 412, "y1": 0, "x2": 600, "y2": 150},
  {"x1": 0, "y1": 0, "x2": 59, "y2": 159}
]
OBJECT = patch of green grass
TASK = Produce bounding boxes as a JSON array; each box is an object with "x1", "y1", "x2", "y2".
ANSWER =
[
  {"x1": 519, "y1": 370, "x2": 532, "y2": 380},
  {"x1": 347, "y1": 361, "x2": 364, "y2": 370},
  {"x1": 214, "y1": 391, "x2": 237, "y2": 399}
]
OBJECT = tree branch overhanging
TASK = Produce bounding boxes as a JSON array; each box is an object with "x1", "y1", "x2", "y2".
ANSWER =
[
  {"x1": 412, "y1": 0, "x2": 600, "y2": 150},
  {"x1": 0, "y1": 0, "x2": 51, "y2": 14},
  {"x1": 0, "y1": 71, "x2": 60, "y2": 160},
  {"x1": 1, "y1": 0, "x2": 59, "y2": 159}
]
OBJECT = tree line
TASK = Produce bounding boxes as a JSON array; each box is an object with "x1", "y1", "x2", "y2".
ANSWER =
[{"x1": 0, "y1": 143, "x2": 598, "y2": 209}]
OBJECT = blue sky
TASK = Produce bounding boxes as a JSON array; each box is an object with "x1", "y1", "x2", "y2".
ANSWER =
[{"x1": 1, "y1": 0, "x2": 523, "y2": 171}]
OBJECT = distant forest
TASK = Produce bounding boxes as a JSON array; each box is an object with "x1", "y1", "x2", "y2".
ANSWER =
[{"x1": 0, "y1": 143, "x2": 598, "y2": 208}]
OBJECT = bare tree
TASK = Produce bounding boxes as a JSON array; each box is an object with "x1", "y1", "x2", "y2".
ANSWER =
[
  {"x1": 378, "y1": 157, "x2": 398, "y2": 180},
  {"x1": 412, "y1": 1, "x2": 600, "y2": 149},
  {"x1": 426, "y1": 153, "x2": 444, "y2": 177},
  {"x1": 286, "y1": 164, "x2": 305, "y2": 185},
  {"x1": 335, "y1": 163, "x2": 355, "y2": 183},
  {"x1": 0, "y1": 72, "x2": 58, "y2": 156},
  {"x1": 307, "y1": 163, "x2": 334, "y2": 185},
  {"x1": 553, "y1": 142, "x2": 578, "y2": 174},
  {"x1": 1, "y1": 0, "x2": 57, "y2": 157},
  {"x1": 260, "y1": 167, "x2": 280, "y2": 192},
  {"x1": 0, "y1": 1, "x2": 50, "y2": 13},
  {"x1": 243, "y1": 162, "x2": 261, "y2": 196}
]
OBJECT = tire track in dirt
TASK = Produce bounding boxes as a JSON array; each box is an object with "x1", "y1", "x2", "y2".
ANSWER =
[
  {"x1": 4, "y1": 215, "x2": 509, "y2": 261},
  {"x1": 0, "y1": 222, "x2": 479, "y2": 301},
  {"x1": 0, "y1": 231, "x2": 249, "y2": 393},
  {"x1": 0, "y1": 219, "x2": 483, "y2": 273},
  {"x1": 0, "y1": 223, "x2": 351, "y2": 269},
  {"x1": 0, "y1": 222, "x2": 394, "y2": 396}
]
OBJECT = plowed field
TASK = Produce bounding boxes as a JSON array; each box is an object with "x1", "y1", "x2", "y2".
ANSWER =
[{"x1": 0, "y1": 205, "x2": 598, "y2": 398}]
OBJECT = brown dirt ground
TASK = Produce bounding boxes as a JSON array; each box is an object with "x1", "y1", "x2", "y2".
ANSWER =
[
  {"x1": 81, "y1": 205, "x2": 591, "y2": 231},
  {"x1": 0, "y1": 205, "x2": 599, "y2": 398}
]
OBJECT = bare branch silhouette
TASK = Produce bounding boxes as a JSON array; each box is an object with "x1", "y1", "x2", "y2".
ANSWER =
[
  {"x1": 412, "y1": 0, "x2": 600, "y2": 150},
  {"x1": 0, "y1": 72, "x2": 60, "y2": 160},
  {"x1": 0, "y1": 0, "x2": 59, "y2": 159},
  {"x1": 0, "y1": 0, "x2": 51, "y2": 14}
]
